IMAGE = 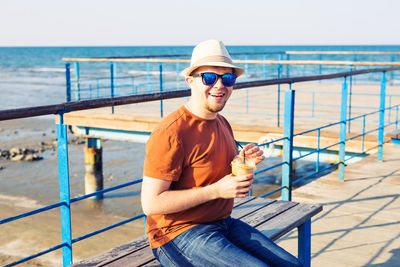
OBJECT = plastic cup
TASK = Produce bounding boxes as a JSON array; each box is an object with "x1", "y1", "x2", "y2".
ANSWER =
[{"x1": 231, "y1": 155, "x2": 256, "y2": 176}]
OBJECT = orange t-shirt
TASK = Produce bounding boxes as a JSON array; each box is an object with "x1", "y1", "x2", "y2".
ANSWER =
[{"x1": 143, "y1": 105, "x2": 238, "y2": 248}]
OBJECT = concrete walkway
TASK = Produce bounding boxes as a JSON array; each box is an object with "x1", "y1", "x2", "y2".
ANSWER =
[{"x1": 277, "y1": 143, "x2": 400, "y2": 267}]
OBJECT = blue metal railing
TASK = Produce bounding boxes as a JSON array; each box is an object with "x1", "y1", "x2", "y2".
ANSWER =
[
  {"x1": 64, "y1": 58, "x2": 400, "y2": 130},
  {"x1": 1, "y1": 66, "x2": 400, "y2": 266}
]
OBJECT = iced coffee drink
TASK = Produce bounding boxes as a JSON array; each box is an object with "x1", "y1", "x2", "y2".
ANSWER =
[{"x1": 231, "y1": 155, "x2": 256, "y2": 176}]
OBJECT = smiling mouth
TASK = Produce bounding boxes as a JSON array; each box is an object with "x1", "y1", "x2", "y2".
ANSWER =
[{"x1": 209, "y1": 93, "x2": 225, "y2": 98}]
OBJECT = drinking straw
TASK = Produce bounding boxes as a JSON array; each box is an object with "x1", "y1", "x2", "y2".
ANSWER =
[{"x1": 235, "y1": 141, "x2": 245, "y2": 164}]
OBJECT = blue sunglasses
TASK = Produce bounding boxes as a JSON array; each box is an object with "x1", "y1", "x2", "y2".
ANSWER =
[{"x1": 192, "y1": 72, "x2": 237, "y2": 87}]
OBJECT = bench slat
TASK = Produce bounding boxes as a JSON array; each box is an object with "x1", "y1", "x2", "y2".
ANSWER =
[
  {"x1": 231, "y1": 198, "x2": 276, "y2": 219},
  {"x1": 256, "y1": 203, "x2": 323, "y2": 241},
  {"x1": 71, "y1": 236, "x2": 151, "y2": 267},
  {"x1": 240, "y1": 200, "x2": 298, "y2": 229},
  {"x1": 103, "y1": 247, "x2": 154, "y2": 267},
  {"x1": 140, "y1": 259, "x2": 161, "y2": 267}
]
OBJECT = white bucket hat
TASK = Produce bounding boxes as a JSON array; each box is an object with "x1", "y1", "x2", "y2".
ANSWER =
[{"x1": 180, "y1": 40, "x2": 244, "y2": 77}]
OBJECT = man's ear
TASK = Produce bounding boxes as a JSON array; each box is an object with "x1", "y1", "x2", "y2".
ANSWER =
[{"x1": 185, "y1": 76, "x2": 194, "y2": 86}]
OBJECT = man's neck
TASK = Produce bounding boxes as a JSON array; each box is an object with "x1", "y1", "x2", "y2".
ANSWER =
[{"x1": 185, "y1": 102, "x2": 217, "y2": 120}]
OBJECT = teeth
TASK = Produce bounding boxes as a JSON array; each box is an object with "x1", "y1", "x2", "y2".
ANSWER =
[{"x1": 210, "y1": 93, "x2": 224, "y2": 97}]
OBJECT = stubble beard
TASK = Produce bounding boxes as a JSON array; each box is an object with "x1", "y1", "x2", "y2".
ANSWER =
[{"x1": 205, "y1": 100, "x2": 227, "y2": 113}]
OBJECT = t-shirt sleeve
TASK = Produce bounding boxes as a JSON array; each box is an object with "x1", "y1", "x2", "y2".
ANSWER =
[{"x1": 143, "y1": 128, "x2": 184, "y2": 181}]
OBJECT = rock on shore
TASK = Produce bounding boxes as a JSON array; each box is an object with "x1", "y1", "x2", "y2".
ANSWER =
[
  {"x1": 0, "y1": 147, "x2": 43, "y2": 161},
  {"x1": 0, "y1": 136, "x2": 86, "y2": 163}
]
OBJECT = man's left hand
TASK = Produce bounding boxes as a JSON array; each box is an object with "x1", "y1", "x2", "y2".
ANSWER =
[{"x1": 240, "y1": 143, "x2": 265, "y2": 165}]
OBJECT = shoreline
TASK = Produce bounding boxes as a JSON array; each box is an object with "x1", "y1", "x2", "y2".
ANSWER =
[{"x1": 0, "y1": 117, "x2": 146, "y2": 266}]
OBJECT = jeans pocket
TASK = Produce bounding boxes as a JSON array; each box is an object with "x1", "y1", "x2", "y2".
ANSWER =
[{"x1": 154, "y1": 246, "x2": 177, "y2": 267}]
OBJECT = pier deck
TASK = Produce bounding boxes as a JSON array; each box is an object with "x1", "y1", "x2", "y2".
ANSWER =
[
  {"x1": 62, "y1": 103, "x2": 380, "y2": 154},
  {"x1": 277, "y1": 143, "x2": 400, "y2": 266}
]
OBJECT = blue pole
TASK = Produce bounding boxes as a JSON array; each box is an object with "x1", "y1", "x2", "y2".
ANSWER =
[
  {"x1": 57, "y1": 113, "x2": 73, "y2": 266},
  {"x1": 388, "y1": 96, "x2": 392, "y2": 124},
  {"x1": 282, "y1": 86, "x2": 295, "y2": 201},
  {"x1": 262, "y1": 54, "x2": 267, "y2": 80},
  {"x1": 311, "y1": 92, "x2": 315, "y2": 118},
  {"x1": 378, "y1": 72, "x2": 387, "y2": 161},
  {"x1": 319, "y1": 54, "x2": 322, "y2": 76},
  {"x1": 316, "y1": 129, "x2": 320, "y2": 172},
  {"x1": 348, "y1": 66, "x2": 354, "y2": 133},
  {"x1": 245, "y1": 55, "x2": 249, "y2": 113},
  {"x1": 132, "y1": 76, "x2": 135, "y2": 95},
  {"x1": 147, "y1": 62, "x2": 151, "y2": 93},
  {"x1": 277, "y1": 54, "x2": 282, "y2": 127},
  {"x1": 396, "y1": 106, "x2": 399, "y2": 129},
  {"x1": 362, "y1": 115, "x2": 366, "y2": 152},
  {"x1": 110, "y1": 62, "x2": 115, "y2": 114},
  {"x1": 96, "y1": 79, "x2": 99, "y2": 97},
  {"x1": 338, "y1": 77, "x2": 348, "y2": 181},
  {"x1": 113, "y1": 62, "x2": 118, "y2": 96},
  {"x1": 74, "y1": 62, "x2": 80, "y2": 101},
  {"x1": 65, "y1": 63, "x2": 71, "y2": 102},
  {"x1": 286, "y1": 54, "x2": 290, "y2": 77},
  {"x1": 391, "y1": 55, "x2": 395, "y2": 82},
  {"x1": 159, "y1": 63, "x2": 164, "y2": 118}
]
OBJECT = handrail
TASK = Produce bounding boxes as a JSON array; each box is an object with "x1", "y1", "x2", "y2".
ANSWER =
[
  {"x1": 286, "y1": 51, "x2": 400, "y2": 55},
  {"x1": 61, "y1": 57, "x2": 400, "y2": 66},
  {"x1": 62, "y1": 50, "x2": 400, "y2": 62},
  {"x1": 2, "y1": 66, "x2": 400, "y2": 121}
]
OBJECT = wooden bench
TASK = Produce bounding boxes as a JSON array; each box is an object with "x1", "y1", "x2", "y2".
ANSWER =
[
  {"x1": 386, "y1": 129, "x2": 400, "y2": 145},
  {"x1": 72, "y1": 197, "x2": 322, "y2": 267}
]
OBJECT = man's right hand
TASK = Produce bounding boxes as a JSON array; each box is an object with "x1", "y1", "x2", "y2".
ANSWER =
[{"x1": 211, "y1": 173, "x2": 254, "y2": 199}]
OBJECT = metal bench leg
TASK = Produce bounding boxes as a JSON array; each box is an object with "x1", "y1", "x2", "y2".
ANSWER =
[{"x1": 298, "y1": 219, "x2": 311, "y2": 267}]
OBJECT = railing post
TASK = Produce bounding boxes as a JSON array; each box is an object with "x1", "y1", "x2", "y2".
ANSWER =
[
  {"x1": 65, "y1": 63, "x2": 71, "y2": 102},
  {"x1": 245, "y1": 55, "x2": 249, "y2": 113},
  {"x1": 282, "y1": 85, "x2": 295, "y2": 201},
  {"x1": 110, "y1": 62, "x2": 115, "y2": 114},
  {"x1": 277, "y1": 54, "x2": 282, "y2": 127},
  {"x1": 146, "y1": 62, "x2": 151, "y2": 93},
  {"x1": 316, "y1": 129, "x2": 320, "y2": 172},
  {"x1": 96, "y1": 79, "x2": 100, "y2": 97},
  {"x1": 74, "y1": 62, "x2": 80, "y2": 101},
  {"x1": 391, "y1": 55, "x2": 395, "y2": 83},
  {"x1": 388, "y1": 95, "x2": 392, "y2": 123},
  {"x1": 311, "y1": 91, "x2": 315, "y2": 118},
  {"x1": 113, "y1": 62, "x2": 118, "y2": 96},
  {"x1": 319, "y1": 54, "x2": 322, "y2": 76},
  {"x1": 378, "y1": 71, "x2": 387, "y2": 161},
  {"x1": 286, "y1": 54, "x2": 290, "y2": 77},
  {"x1": 176, "y1": 59, "x2": 181, "y2": 90},
  {"x1": 338, "y1": 77, "x2": 348, "y2": 181},
  {"x1": 262, "y1": 54, "x2": 267, "y2": 80},
  {"x1": 348, "y1": 65, "x2": 354, "y2": 133},
  {"x1": 57, "y1": 113, "x2": 73, "y2": 266},
  {"x1": 159, "y1": 63, "x2": 164, "y2": 118}
]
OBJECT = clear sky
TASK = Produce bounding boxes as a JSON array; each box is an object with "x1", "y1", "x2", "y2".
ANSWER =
[{"x1": 2, "y1": 0, "x2": 400, "y2": 46}]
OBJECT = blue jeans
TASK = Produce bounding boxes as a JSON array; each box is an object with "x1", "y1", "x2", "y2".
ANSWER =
[{"x1": 152, "y1": 217, "x2": 302, "y2": 267}]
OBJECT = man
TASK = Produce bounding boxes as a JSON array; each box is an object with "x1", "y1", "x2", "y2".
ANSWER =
[{"x1": 141, "y1": 40, "x2": 302, "y2": 266}]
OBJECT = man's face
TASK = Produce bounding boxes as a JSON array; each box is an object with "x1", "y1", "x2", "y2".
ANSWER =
[{"x1": 187, "y1": 66, "x2": 234, "y2": 115}]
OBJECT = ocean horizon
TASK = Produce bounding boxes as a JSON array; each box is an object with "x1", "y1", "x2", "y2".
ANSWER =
[{"x1": 1, "y1": 44, "x2": 400, "y2": 110}]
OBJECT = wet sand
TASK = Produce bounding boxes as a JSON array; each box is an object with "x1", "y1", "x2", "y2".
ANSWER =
[{"x1": 0, "y1": 118, "x2": 146, "y2": 266}]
